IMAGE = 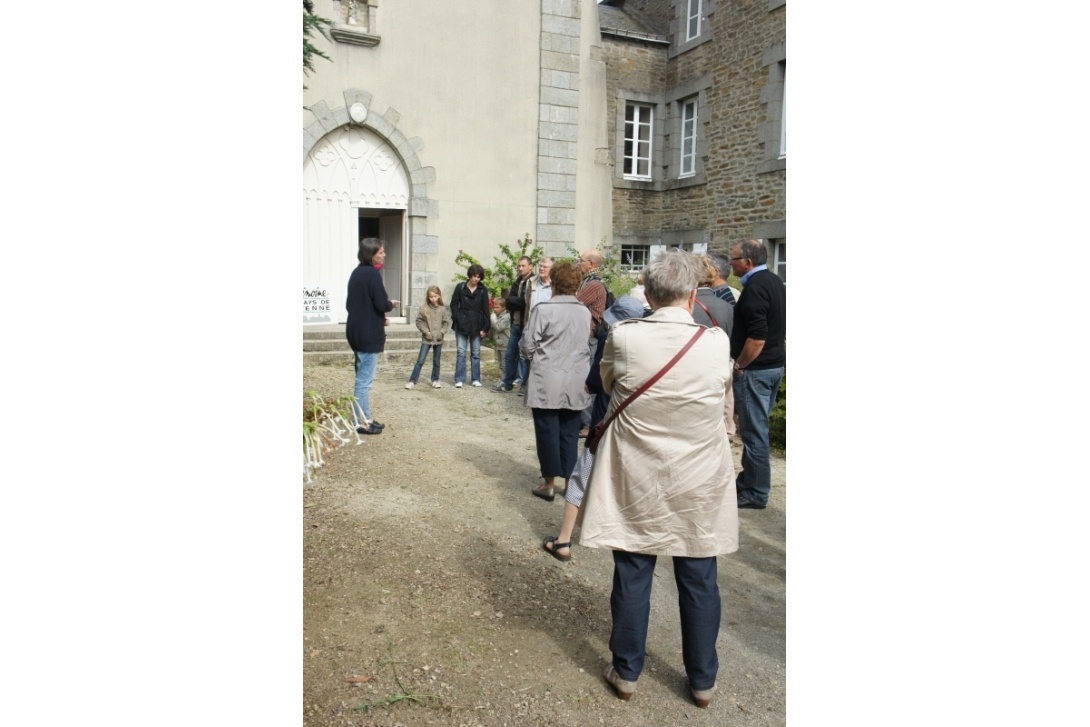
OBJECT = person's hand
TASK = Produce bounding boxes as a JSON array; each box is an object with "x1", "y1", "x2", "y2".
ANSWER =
[
  {"x1": 384, "y1": 318, "x2": 390, "y2": 327},
  {"x1": 390, "y1": 299, "x2": 400, "y2": 307},
  {"x1": 479, "y1": 331, "x2": 486, "y2": 338}
]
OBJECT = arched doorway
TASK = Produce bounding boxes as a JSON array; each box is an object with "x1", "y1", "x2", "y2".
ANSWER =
[{"x1": 303, "y1": 126, "x2": 409, "y2": 324}]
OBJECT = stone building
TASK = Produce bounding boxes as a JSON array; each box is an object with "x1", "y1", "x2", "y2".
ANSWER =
[
  {"x1": 598, "y1": 0, "x2": 786, "y2": 279},
  {"x1": 302, "y1": 0, "x2": 785, "y2": 325}
]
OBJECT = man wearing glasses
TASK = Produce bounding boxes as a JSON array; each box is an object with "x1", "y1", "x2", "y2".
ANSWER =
[{"x1": 728, "y1": 239, "x2": 786, "y2": 509}]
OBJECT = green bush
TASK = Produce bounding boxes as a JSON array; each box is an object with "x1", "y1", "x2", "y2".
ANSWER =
[
  {"x1": 768, "y1": 371, "x2": 786, "y2": 451},
  {"x1": 564, "y1": 240, "x2": 636, "y2": 299},
  {"x1": 452, "y1": 233, "x2": 544, "y2": 300}
]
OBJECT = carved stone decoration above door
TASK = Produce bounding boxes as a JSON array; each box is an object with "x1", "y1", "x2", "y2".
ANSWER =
[{"x1": 303, "y1": 126, "x2": 409, "y2": 209}]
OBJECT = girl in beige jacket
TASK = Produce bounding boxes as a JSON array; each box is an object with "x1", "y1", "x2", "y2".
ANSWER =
[{"x1": 405, "y1": 286, "x2": 452, "y2": 389}]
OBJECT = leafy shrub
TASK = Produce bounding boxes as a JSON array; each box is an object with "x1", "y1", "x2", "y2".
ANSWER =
[
  {"x1": 452, "y1": 233, "x2": 544, "y2": 300},
  {"x1": 768, "y1": 371, "x2": 786, "y2": 451},
  {"x1": 563, "y1": 240, "x2": 636, "y2": 299}
]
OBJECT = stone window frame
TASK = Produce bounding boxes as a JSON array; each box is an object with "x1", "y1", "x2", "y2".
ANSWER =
[
  {"x1": 664, "y1": 73, "x2": 712, "y2": 189},
  {"x1": 613, "y1": 90, "x2": 666, "y2": 191},
  {"x1": 685, "y1": 0, "x2": 703, "y2": 42},
  {"x1": 771, "y1": 238, "x2": 786, "y2": 284},
  {"x1": 623, "y1": 102, "x2": 655, "y2": 180},
  {"x1": 670, "y1": 0, "x2": 715, "y2": 58},
  {"x1": 757, "y1": 43, "x2": 787, "y2": 174},
  {"x1": 328, "y1": 0, "x2": 381, "y2": 47},
  {"x1": 678, "y1": 98, "x2": 697, "y2": 177}
]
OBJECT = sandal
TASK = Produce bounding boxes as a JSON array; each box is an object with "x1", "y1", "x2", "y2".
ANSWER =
[{"x1": 542, "y1": 536, "x2": 572, "y2": 562}]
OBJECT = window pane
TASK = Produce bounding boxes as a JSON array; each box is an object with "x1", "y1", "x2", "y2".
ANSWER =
[{"x1": 625, "y1": 104, "x2": 634, "y2": 122}]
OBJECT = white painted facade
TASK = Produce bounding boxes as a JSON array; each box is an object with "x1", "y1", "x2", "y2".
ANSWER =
[{"x1": 302, "y1": 0, "x2": 612, "y2": 325}]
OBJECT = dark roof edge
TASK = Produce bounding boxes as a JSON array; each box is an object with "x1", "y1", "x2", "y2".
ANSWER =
[{"x1": 600, "y1": 26, "x2": 670, "y2": 44}]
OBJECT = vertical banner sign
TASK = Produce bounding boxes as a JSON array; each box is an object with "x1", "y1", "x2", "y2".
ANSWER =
[{"x1": 303, "y1": 286, "x2": 333, "y2": 324}]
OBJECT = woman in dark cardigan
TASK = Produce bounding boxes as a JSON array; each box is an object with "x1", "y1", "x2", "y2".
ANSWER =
[{"x1": 345, "y1": 237, "x2": 399, "y2": 434}]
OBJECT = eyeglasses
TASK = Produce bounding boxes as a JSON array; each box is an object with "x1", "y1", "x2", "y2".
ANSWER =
[{"x1": 730, "y1": 256, "x2": 746, "y2": 261}]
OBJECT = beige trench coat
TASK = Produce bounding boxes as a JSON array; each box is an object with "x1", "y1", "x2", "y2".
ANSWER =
[{"x1": 578, "y1": 306, "x2": 738, "y2": 557}]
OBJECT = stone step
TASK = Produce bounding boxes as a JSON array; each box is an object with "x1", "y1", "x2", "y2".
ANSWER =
[{"x1": 303, "y1": 323, "x2": 498, "y2": 365}]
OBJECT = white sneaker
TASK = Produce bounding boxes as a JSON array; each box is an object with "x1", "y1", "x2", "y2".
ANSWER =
[
  {"x1": 471, "y1": 380, "x2": 482, "y2": 387},
  {"x1": 431, "y1": 381, "x2": 442, "y2": 389},
  {"x1": 405, "y1": 382, "x2": 415, "y2": 389},
  {"x1": 455, "y1": 382, "x2": 463, "y2": 388},
  {"x1": 513, "y1": 378, "x2": 523, "y2": 386}
]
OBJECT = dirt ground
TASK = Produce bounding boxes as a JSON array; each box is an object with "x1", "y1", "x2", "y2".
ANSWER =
[{"x1": 303, "y1": 356, "x2": 786, "y2": 727}]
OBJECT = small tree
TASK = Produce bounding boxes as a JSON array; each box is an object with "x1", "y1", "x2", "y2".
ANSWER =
[
  {"x1": 303, "y1": 1, "x2": 332, "y2": 88},
  {"x1": 452, "y1": 233, "x2": 544, "y2": 299}
]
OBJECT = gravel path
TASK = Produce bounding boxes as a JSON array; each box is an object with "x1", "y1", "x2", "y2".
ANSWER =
[{"x1": 303, "y1": 357, "x2": 786, "y2": 726}]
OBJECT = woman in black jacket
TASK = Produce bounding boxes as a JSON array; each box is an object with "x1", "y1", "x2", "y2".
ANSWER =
[
  {"x1": 449, "y1": 264, "x2": 491, "y2": 388},
  {"x1": 345, "y1": 238, "x2": 399, "y2": 433}
]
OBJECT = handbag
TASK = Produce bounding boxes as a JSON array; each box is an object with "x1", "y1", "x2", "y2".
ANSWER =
[{"x1": 586, "y1": 326, "x2": 705, "y2": 455}]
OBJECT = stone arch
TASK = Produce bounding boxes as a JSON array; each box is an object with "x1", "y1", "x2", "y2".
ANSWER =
[{"x1": 303, "y1": 89, "x2": 439, "y2": 320}]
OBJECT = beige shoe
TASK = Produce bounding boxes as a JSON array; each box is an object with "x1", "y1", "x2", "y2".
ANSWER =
[
  {"x1": 691, "y1": 683, "x2": 716, "y2": 708},
  {"x1": 603, "y1": 664, "x2": 637, "y2": 701}
]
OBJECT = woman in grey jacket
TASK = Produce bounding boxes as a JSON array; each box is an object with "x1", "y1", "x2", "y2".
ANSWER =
[{"x1": 519, "y1": 260, "x2": 593, "y2": 501}]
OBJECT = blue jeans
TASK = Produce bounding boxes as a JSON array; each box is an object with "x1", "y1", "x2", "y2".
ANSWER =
[
  {"x1": 609, "y1": 550, "x2": 720, "y2": 690},
  {"x1": 500, "y1": 323, "x2": 523, "y2": 388},
  {"x1": 408, "y1": 343, "x2": 442, "y2": 384},
  {"x1": 733, "y1": 366, "x2": 784, "y2": 505},
  {"x1": 352, "y1": 351, "x2": 379, "y2": 424},
  {"x1": 454, "y1": 332, "x2": 481, "y2": 384}
]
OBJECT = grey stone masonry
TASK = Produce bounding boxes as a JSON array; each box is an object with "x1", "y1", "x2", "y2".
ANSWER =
[{"x1": 536, "y1": 0, "x2": 583, "y2": 256}]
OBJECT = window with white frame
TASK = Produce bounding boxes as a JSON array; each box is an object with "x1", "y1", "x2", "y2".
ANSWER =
[
  {"x1": 623, "y1": 103, "x2": 654, "y2": 180},
  {"x1": 687, "y1": 0, "x2": 702, "y2": 41},
  {"x1": 619, "y1": 244, "x2": 651, "y2": 273},
  {"x1": 772, "y1": 239, "x2": 786, "y2": 284},
  {"x1": 679, "y1": 98, "x2": 697, "y2": 177},
  {"x1": 779, "y1": 62, "x2": 786, "y2": 158}
]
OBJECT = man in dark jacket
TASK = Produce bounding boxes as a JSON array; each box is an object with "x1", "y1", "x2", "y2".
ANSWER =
[
  {"x1": 492, "y1": 256, "x2": 534, "y2": 392},
  {"x1": 728, "y1": 239, "x2": 786, "y2": 509}
]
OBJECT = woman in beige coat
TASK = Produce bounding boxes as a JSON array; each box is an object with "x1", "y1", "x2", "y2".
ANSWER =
[{"x1": 579, "y1": 250, "x2": 737, "y2": 709}]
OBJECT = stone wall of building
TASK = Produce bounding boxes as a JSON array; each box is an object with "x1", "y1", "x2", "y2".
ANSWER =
[{"x1": 603, "y1": 0, "x2": 786, "y2": 256}]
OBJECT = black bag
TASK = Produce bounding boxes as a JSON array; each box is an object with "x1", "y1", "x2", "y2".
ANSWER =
[{"x1": 589, "y1": 275, "x2": 615, "y2": 337}]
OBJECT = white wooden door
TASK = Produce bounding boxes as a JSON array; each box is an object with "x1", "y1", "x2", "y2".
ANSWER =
[{"x1": 303, "y1": 126, "x2": 410, "y2": 325}]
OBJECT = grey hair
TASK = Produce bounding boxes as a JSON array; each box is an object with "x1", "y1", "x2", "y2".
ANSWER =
[
  {"x1": 735, "y1": 239, "x2": 768, "y2": 266},
  {"x1": 642, "y1": 250, "x2": 702, "y2": 308},
  {"x1": 707, "y1": 252, "x2": 731, "y2": 279}
]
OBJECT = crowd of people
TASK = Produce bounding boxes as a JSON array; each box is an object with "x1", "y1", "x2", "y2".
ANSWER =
[{"x1": 342, "y1": 239, "x2": 786, "y2": 709}]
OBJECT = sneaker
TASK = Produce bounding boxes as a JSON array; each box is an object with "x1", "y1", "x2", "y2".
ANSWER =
[
  {"x1": 455, "y1": 382, "x2": 463, "y2": 388},
  {"x1": 356, "y1": 424, "x2": 382, "y2": 435},
  {"x1": 517, "y1": 387, "x2": 525, "y2": 397},
  {"x1": 431, "y1": 381, "x2": 442, "y2": 389},
  {"x1": 513, "y1": 378, "x2": 523, "y2": 386},
  {"x1": 471, "y1": 380, "x2": 482, "y2": 387},
  {"x1": 405, "y1": 382, "x2": 415, "y2": 389},
  {"x1": 490, "y1": 383, "x2": 513, "y2": 393}
]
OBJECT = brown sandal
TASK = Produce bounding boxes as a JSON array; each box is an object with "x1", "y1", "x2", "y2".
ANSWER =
[{"x1": 542, "y1": 536, "x2": 571, "y2": 562}]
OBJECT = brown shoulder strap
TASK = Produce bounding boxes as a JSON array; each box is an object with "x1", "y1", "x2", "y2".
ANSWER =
[
  {"x1": 694, "y1": 299, "x2": 718, "y2": 329},
  {"x1": 597, "y1": 326, "x2": 705, "y2": 433}
]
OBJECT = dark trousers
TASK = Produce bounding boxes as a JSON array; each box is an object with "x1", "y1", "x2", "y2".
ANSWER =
[
  {"x1": 609, "y1": 550, "x2": 720, "y2": 690},
  {"x1": 531, "y1": 407, "x2": 581, "y2": 479}
]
